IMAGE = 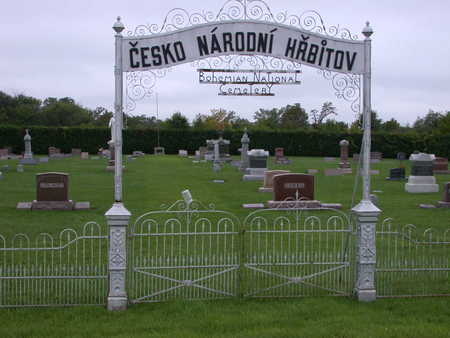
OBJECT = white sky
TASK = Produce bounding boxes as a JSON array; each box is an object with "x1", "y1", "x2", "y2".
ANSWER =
[{"x1": 1, "y1": 0, "x2": 449, "y2": 125}]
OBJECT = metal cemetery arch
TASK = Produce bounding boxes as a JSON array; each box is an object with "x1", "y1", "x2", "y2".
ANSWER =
[{"x1": 106, "y1": 0, "x2": 380, "y2": 310}]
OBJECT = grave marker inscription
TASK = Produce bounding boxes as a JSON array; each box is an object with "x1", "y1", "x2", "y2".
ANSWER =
[{"x1": 32, "y1": 172, "x2": 74, "y2": 210}]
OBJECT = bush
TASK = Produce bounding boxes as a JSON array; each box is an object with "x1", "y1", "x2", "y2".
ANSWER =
[{"x1": 1, "y1": 126, "x2": 448, "y2": 158}]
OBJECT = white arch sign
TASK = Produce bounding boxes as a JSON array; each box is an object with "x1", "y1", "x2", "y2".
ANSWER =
[{"x1": 122, "y1": 21, "x2": 364, "y2": 74}]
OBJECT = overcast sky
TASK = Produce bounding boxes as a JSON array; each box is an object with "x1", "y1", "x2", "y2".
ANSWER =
[{"x1": 1, "y1": 0, "x2": 449, "y2": 125}]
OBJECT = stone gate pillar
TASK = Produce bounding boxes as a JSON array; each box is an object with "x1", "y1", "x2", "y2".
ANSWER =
[
  {"x1": 352, "y1": 200, "x2": 380, "y2": 301},
  {"x1": 106, "y1": 202, "x2": 131, "y2": 310}
]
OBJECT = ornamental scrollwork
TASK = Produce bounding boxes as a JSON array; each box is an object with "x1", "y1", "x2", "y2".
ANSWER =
[
  {"x1": 124, "y1": 0, "x2": 360, "y2": 112},
  {"x1": 110, "y1": 270, "x2": 126, "y2": 295},
  {"x1": 357, "y1": 264, "x2": 374, "y2": 290},
  {"x1": 125, "y1": 69, "x2": 169, "y2": 111},
  {"x1": 319, "y1": 70, "x2": 361, "y2": 113},
  {"x1": 109, "y1": 228, "x2": 126, "y2": 268},
  {"x1": 126, "y1": 1, "x2": 357, "y2": 40}
]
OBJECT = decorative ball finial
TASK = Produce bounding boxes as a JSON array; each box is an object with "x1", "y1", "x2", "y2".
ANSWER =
[
  {"x1": 113, "y1": 16, "x2": 125, "y2": 33},
  {"x1": 362, "y1": 21, "x2": 373, "y2": 38}
]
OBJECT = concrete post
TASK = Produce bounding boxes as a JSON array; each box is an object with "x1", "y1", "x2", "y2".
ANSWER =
[
  {"x1": 352, "y1": 199, "x2": 380, "y2": 301},
  {"x1": 106, "y1": 202, "x2": 131, "y2": 311}
]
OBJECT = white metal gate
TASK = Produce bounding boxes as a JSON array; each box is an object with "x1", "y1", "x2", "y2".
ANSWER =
[
  {"x1": 128, "y1": 200, "x2": 241, "y2": 303},
  {"x1": 243, "y1": 207, "x2": 354, "y2": 297},
  {"x1": 128, "y1": 200, "x2": 355, "y2": 302}
]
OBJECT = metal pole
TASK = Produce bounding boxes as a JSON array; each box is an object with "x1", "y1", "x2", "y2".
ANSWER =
[
  {"x1": 106, "y1": 16, "x2": 131, "y2": 311},
  {"x1": 156, "y1": 93, "x2": 160, "y2": 148},
  {"x1": 352, "y1": 22, "x2": 380, "y2": 302},
  {"x1": 362, "y1": 22, "x2": 373, "y2": 201},
  {"x1": 113, "y1": 17, "x2": 124, "y2": 202}
]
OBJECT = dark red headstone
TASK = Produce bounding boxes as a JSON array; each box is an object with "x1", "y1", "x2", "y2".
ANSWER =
[
  {"x1": 273, "y1": 174, "x2": 314, "y2": 201},
  {"x1": 275, "y1": 148, "x2": 284, "y2": 158},
  {"x1": 433, "y1": 157, "x2": 448, "y2": 172},
  {"x1": 443, "y1": 182, "x2": 450, "y2": 203},
  {"x1": 36, "y1": 172, "x2": 69, "y2": 202}
]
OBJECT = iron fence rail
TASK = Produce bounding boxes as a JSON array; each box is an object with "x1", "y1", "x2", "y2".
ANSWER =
[
  {"x1": 376, "y1": 218, "x2": 450, "y2": 298},
  {"x1": 1, "y1": 210, "x2": 449, "y2": 308},
  {"x1": 0, "y1": 222, "x2": 108, "y2": 308},
  {"x1": 128, "y1": 204, "x2": 355, "y2": 303}
]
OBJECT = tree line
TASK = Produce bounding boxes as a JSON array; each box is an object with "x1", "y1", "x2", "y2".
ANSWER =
[{"x1": 1, "y1": 90, "x2": 449, "y2": 134}]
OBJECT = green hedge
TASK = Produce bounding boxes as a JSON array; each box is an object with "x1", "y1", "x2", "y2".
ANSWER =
[{"x1": 1, "y1": 126, "x2": 449, "y2": 158}]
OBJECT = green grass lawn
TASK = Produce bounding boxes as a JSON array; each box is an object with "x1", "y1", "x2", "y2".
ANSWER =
[
  {"x1": 1, "y1": 298, "x2": 449, "y2": 337},
  {"x1": 0, "y1": 155, "x2": 449, "y2": 337},
  {"x1": 2, "y1": 155, "x2": 450, "y2": 236}
]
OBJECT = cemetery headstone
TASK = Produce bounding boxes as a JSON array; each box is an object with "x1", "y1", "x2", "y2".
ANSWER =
[
  {"x1": 218, "y1": 137, "x2": 231, "y2": 162},
  {"x1": 32, "y1": 172, "x2": 74, "y2": 210},
  {"x1": 325, "y1": 168, "x2": 344, "y2": 176},
  {"x1": 48, "y1": 146, "x2": 62, "y2": 158},
  {"x1": 240, "y1": 130, "x2": 250, "y2": 172},
  {"x1": 397, "y1": 152, "x2": 406, "y2": 168},
  {"x1": 178, "y1": 150, "x2": 188, "y2": 157},
  {"x1": 106, "y1": 140, "x2": 115, "y2": 171},
  {"x1": 0, "y1": 148, "x2": 8, "y2": 160},
  {"x1": 20, "y1": 129, "x2": 37, "y2": 165},
  {"x1": 397, "y1": 152, "x2": 406, "y2": 161},
  {"x1": 259, "y1": 170, "x2": 290, "y2": 193},
  {"x1": 48, "y1": 147, "x2": 56, "y2": 157},
  {"x1": 267, "y1": 174, "x2": 320, "y2": 208},
  {"x1": 273, "y1": 174, "x2": 315, "y2": 201},
  {"x1": 242, "y1": 203, "x2": 265, "y2": 209},
  {"x1": 275, "y1": 148, "x2": 284, "y2": 158},
  {"x1": 81, "y1": 152, "x2": 89, "y2": 159},
  {"x1": 433, "y1": 157, "x2": 450, "y2": 174},
  {"x1": 405, "y1": 153, "x2": 439, "y2": 193},
  {"x1": 274, "y1": 147, "x2": 292, "y2": 164},
  {"x1": 339, "y1": 139, "x2": 350, "y2": 169},
  {"x1": 371, "y1": 152, "x2": 383, "y2": 163},
  {"x1": 361, "y1": 169, "x2": 380, "y2": 175},
  {"x1": 154, "y1": 146, "x2": 165, "y2": 155},
  {"x1": 132, "y1": 151, "x2": 145, "y2": 157},
  {"x1": 198, "y1": 146, "x2": 207, "y2": 160},
  {"x1": 205, "y1": 140, "x2": 215, "y2": 161},
  {"x1": 387, "y1": 168, "x2": 406, "y2": 180},
  {"x1": 243, "y1": 149, "x2": 269, "y2": 181},
  {"x1": 437, "y1": 182, "x2": 450, "y2": 208},
  {"x1": 353, "y1": 152, "x2": 383, "y2": 163},
  {"x1": 72, "y1": 148, "x2": 81, "y2": 156},
  {"x1": 17, "y1": 172, "x2": 90, "y2": 210}
]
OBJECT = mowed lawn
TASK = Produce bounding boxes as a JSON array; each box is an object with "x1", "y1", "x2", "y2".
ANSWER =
[{"x1": 0, "y1": 155, "x2": 449, "y2": 337}]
